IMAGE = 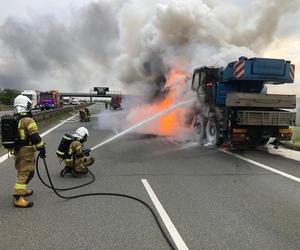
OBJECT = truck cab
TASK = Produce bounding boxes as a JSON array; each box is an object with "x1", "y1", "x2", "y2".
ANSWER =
[
  {"x1": 21, "y1": 90, "x2": 40, "y2": 109},
  {"x1": 191, "y1": 67, "x2": 220, "y2": 106},
  {"x1": 191, "y1": 57, "x2": 296, "y2": 147},
  {"x1": 39, "y1": 90, "x2": 60, "y2": 110}
]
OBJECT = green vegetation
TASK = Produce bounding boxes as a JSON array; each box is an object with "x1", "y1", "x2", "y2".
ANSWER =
[
  {"x1": 291, "y1": 127, "x2": 300, "y2": 146},
  {"x1": 0, "y1": 89, "x2": 21, "y2": 106}
]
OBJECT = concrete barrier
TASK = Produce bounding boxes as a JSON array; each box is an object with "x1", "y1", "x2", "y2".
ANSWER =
[
  {"x1": 33, "y1": 104, "x2": 92, "y2": 122},
  {"x1": 0, "y1": 105, "x2": 12, "y2": 111},
  {"x1": 0, "y1": 104, "x2": 93, "y2": 136}
]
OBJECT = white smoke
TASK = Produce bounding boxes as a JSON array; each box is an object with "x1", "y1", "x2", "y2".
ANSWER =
[{"x1": 0, "y1": 0, "x2": 299, "y2": 94}]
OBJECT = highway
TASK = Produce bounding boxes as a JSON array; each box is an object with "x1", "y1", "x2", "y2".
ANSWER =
[{"x1": 0, "y1": 103, "x2": 299, "y2": 250}]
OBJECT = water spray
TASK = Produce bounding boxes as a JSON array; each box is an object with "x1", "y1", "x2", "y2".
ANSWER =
[{"x1": 91, "y1": 99, "x2": 193, "y2": 151}]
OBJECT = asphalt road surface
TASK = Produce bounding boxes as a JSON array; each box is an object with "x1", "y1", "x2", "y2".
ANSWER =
[{"x1": 0, "y1": 103, "x2": 299, "y2": 250}]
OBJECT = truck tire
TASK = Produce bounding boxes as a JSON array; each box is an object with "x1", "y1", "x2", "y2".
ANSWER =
[
  {"x1": 193, "y1": 115, "x2": 206, "y2": 144},
  {"x1": 206, "y1": 117, "x2": 221, "y2": 146}
]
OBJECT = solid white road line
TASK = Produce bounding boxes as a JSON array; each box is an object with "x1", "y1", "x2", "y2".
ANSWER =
[
  {"x1": 40, "y1": 114, "x2": 77, "y2": 137},
  {"x1": 219, "y1": 149, "x2": 300, "y2": 183},
  {"x1": 141, "y1": 179, "x2": 189, "y2": 250},
  {"x1": 0, "y1": 153, "x2": 9, "y2": 163},
  {"x1": 0, "y1": 114, "x2": 78, "y2": 164}
]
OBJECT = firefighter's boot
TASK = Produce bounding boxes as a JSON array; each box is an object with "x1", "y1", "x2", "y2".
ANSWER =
[
  {"x1": 60, "y1": 166, "x2": 72, "y2": 177},
  {"x1": 71, "y1": 170, "x2": 85, "y2": 178},
  {"x1": 14, "y1": 196, "x2": 33, "y2": 208},
  {"x1": 71, "y1": 163, "x2": 88, "y2": 178}
]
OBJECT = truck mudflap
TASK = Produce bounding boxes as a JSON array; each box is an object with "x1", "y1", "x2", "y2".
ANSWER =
[{"x1": 236, "y1": 110, "x2": 296, "y2": 126}]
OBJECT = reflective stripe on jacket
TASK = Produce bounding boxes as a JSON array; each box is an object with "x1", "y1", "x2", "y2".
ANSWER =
[{"x1": 18, "y1": 117, "x2": 44, "y2": 149}]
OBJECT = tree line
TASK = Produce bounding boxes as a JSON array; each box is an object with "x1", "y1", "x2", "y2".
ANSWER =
[{"x1": 0, "y1": 89, "x2": 21, "y2": 106}]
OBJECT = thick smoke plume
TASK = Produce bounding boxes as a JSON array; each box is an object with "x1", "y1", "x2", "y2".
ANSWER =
[{"x1": 0, "y1": 0, "x2": 299, "y2": 94}]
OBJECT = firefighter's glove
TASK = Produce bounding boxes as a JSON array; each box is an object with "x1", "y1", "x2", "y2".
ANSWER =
[
  {"x1": 83, "y1": 149, "x2": 91, "y2": 156},
  {"x1": 39, "y1": 146, "x2": 46, "y2": 159}
]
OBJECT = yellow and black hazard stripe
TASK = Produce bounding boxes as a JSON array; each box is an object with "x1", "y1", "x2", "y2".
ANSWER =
[
  {"x1": 289, "y1": 64, "x2": 295, "y2": 81},
  {"x1": 233, "y1": 60, "x2": 245, "y2": 78}
]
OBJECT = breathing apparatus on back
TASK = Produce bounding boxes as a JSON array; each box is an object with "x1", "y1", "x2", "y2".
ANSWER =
[
  {"x1": 56, "y1": 127, "x2": 90, "y2": 160},
  {"x1": 1, "y1": 95, "x2": 33, "y2": 150}
]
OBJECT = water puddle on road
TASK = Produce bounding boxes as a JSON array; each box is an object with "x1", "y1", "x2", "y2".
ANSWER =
[{"x1": 265, "y1": 144, "x2": 300, "y2": 162}]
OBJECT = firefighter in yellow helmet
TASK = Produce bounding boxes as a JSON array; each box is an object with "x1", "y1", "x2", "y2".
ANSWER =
[
  {"x1": 61, "y1": 127, "x2": 94, "y2": 178},
  {"x1": 12, "y1": 95, "x2": 46, "y2": 208}
]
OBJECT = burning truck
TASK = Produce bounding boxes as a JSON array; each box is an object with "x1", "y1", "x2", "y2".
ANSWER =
[
  {"x1": 190, "y1": 56, "x2": 296, "y2": 147},
  {"x1": 126, "y1": 56, "x2": 296, "y2": 149}
]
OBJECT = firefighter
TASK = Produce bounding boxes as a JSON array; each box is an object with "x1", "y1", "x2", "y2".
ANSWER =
[
  {"x1": 62, "y1": 127, "x2": 94, "y2": 178},
  {"x1": 13, "y1": 95, "x2": 46, "y2": 208},
  {"x1": 84, "y1": 106, "x2": 90, "y2": 121},
  {"x1": 79, "y1": 108, "x2": 86, "y2": 122}
]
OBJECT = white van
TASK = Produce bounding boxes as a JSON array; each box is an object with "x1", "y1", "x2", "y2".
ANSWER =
[
  {"x1": 62, "y1": 97, "x2": 70, "y2": 105},
  {"x1": 71, "y1": 98, "x2": 80, "y2": 105}
]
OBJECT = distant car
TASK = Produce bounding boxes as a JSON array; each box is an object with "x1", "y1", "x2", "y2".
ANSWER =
[
  {"x1": 71, "y1": 99, "x2": 80, "y2": 105},
  {"x1": 62, "y1": 97, "x2": 70, "y2": 105}
]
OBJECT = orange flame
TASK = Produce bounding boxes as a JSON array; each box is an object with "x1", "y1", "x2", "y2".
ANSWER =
[{"x1": 127, "y1": 67, "x2": 192, "y2": 136}]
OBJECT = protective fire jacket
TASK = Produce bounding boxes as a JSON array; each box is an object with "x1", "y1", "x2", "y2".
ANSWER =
[
  {"x1": 17, "y1": 114, "x2": 44, "y2": 150},
  {"x1": 65, "y1": 140, "x2": 84, "y2": 163}
]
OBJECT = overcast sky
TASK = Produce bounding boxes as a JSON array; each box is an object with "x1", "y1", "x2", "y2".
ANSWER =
[
  {"x1": 0, "y1": 0, "x2": 299, "y2": 95},
  {"x1": 0, "y1": 0, "x2": 89, "y2": 22}
]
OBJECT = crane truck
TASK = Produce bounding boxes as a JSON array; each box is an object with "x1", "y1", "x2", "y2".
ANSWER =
[{"x1": 190, "y1": 56, "x2": 296, "y2": 147}]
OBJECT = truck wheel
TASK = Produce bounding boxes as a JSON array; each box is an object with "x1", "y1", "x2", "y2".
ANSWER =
[
  {"x1": 193, "y1": 115, "x2": 206, "y2": 143},
  {"x1": 206, "y1": 117, "x2": 221, "y2": 146}
]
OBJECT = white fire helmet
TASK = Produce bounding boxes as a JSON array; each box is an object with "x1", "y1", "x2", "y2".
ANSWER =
[
  {"x1": 13, "y1": 95, "x2": 32, "y2": 114},
  {"x1": 74, "y1": 127, "x2": 89, "y2": 142}
]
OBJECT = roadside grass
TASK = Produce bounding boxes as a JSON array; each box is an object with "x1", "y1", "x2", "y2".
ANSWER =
[{"x1": 291, "y1": 126, "x2": 300, "y2": 146}]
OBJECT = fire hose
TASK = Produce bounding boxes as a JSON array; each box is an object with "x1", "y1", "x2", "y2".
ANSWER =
[
  {"x1": 36, "y1": 160, "x2": 95, "y2": 191},
  {"x1": 36, "y1": 153, "x2": 176, "y2": 250}
]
